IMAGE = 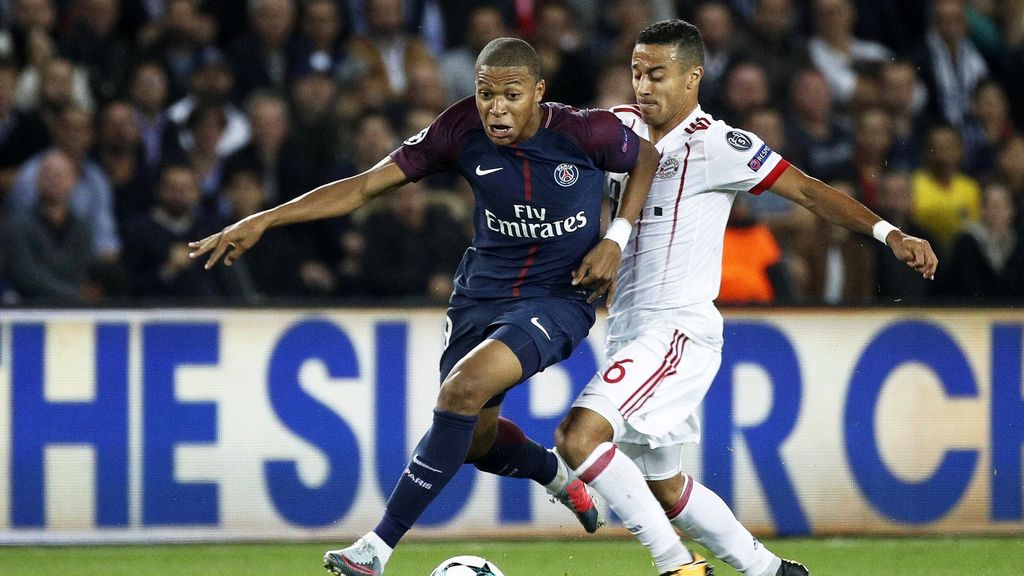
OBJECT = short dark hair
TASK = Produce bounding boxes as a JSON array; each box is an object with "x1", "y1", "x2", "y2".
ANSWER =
[
  {"x1": 636, "y1": 19, "x2": 705, "y2": 68},
  {"x1": 475, "y1": 37, "x2": 542, "y2": 81}
]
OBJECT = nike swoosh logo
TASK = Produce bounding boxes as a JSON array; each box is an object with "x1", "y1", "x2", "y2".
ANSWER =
[
  {"x1": 531, "y1": 317, "x2": 551, "y2": 340},
  {"x1": 412, "y1": 454, "x2": 443, "y2": 474},
  {"x1": 475, "y1": 165, "x2": 503, "y2": 176}
]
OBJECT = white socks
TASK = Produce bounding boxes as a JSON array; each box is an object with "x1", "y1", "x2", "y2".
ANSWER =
[
  {"x1": 363, "y1": 531, "x2": 394, "y2": 566},
  {"x1": 544, "y1": 448, "x2": 572, "y2": 494},
  {"x1": 667, "y1": 475, "x2": 780, "y2": 576},
  {"x1": 575, "y1": 442, "x2": 693, "y2": 573}
]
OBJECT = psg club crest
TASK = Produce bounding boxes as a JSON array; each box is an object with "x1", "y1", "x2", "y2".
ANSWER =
[
  {"x1": 655, "y1": 156, "x2": 680, "y2": 180},
  {"x1": 554, "y1": 163, "x2": 579, "y2": 187}
]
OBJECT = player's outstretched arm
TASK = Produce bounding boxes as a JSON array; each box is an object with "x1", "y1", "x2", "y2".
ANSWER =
[
  {"x1": 189, "y1": 159, "x2": 409, "y2": 270},
  {"x1": 769, "y1": 164, "x2": 938, "y2": 279},
  {"x1": 572, "y1": 138, "x2": 661, "y2": 302}
]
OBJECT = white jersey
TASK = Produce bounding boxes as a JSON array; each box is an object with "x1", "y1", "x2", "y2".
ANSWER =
[{"x1": 606, "y1": 105, "x2": 789, "y2": 352}]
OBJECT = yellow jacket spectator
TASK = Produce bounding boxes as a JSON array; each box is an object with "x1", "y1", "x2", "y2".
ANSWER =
[{"x1": 912, "y1": 124, "x2": 981, "y2": 250}]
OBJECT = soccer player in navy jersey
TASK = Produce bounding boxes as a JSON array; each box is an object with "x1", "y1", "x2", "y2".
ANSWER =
[{"x1": 189, "y1": 37, "x2": 660, "y2": 576}]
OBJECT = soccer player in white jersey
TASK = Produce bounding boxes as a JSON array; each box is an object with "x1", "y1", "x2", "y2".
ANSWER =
[{"x1": 552, "y1": 20, "x2": 939, "y2": 576}]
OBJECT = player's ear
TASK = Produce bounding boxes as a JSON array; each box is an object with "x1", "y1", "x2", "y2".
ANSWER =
[
  {"x1": 534, "y1": 78, "x2": 546, "y2": 103},
  {"x1": 687, "y1": 66, "x2": 704, "y2": 91}
]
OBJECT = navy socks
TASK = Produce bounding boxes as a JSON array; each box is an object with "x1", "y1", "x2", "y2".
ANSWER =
[
  {"x1": 374, "y1": 409, "x2": 478, "y2": 548},
  {"x1": 470, "y1": 417, "x2": 558, "y2": 484}
]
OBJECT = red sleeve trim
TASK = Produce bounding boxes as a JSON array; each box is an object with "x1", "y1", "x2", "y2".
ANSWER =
[{"x1": 749, "y1": 159, "x2": 790, "y2": 195}]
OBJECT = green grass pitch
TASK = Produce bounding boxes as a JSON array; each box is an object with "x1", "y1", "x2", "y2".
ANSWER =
[{"x1": 2, "y1": 537, "x2": 1022, "y2": 575}]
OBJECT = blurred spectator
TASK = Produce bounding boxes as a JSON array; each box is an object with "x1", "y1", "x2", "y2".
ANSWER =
[
  {"x1": 530, "y1": 0, "x2": 596, "y2": 106},
  {"x1": 719, "y1": 61, "x2": 771, "y2": 126},
  {"x1": 915, "y1": 0, "x2": 989, "y2": 127},
  {"x1": 1, "y1": 0, "x2": 58, "y2": 68},
  {"x1": 224, "y1": 91, "x2": 314, "y2": 205},
  {"x1": 835, "y1": 106, "x2": 896, "y2": 210},
  {"x1": 718, "y1": 195, "x2": 790, "y2": 304},
  {"x1": 59, "y1": 0, "x2": 133, "y2": 104},
  {"x1": 181, "y1": 103, "x2": 229, "y2": 214},
  {"x1": 9, "y1": 105, "x2": 120, "y2": 258},
  {"x1": 873, "y1": 169, "x2": 938, "y2": 302},
  {"x1": 596, "y1": 0, "x2": 656, "y2": 69},
  {"x1": 784, "y1": 67, "x2": 852, "y2": 182},
  {"x1": 291, "y1": 0, "x2": 362, "y2": 86},
  {"x1": 426, "y1": 0, "x2": 511, "y2": 52},
  {"x1": 228, "y1": 0, "x2": 300, "y2": 99},
  {"x1": 845, "y1": 67, "x2": 886, "y2": 115},
  {"x1": 347, "y1": 0, "x2": 437, "y2": 103},
  {"x1": 121, "y1": 162, "x2": 222, "y2": 299},
  {"x1": 218, "y1": 168, "x2": 337, "y2": 300},
  {"x1": 96, "y1": 99, "x2": 155, "y2": 229},
  {"x1": 880, "y1": 59, "x2": 930, "y2": 167},
  {"x1": 0, "y1": 56, "x2": 50, "y2": 199},
  {"x1": 911, "y1": 123, "x2": 982, "y2": 251},
  {"x1": 346, "y1": 111, "x2": 399, "y2": 172},
  {"x1": 1000, "y1": 2, "x2": 1024, "y2": 126},
  {"x1": 988, "y1": 135, "x2": 1024, "y2": 232},
  {"x1": 799, "y1": 181, "x2": 877, "y2": 304},
  {"x1": 334, "y1": 63, "x2": 391, "y2": 121},
  {"x1": 946, "y1": 181, "x2": 1024, "y2": 298},
  {"x1": 287, "y1": 62, "x2": 342, "y2": 180},
  {"x1": 439, "y1": 5, "x2": 508, "y2": 104},
  {"x1": 402, "y1": 61, "x2": 447, "y2": 117},
  {"x1": 401, "y1": 107, "x2": 436, "y2": 140},
  {"x1": 961, "y1": 79, "x2": 1017, "y2": 176},
  {"x1": 734, "y1": 0, "x2": 812, "y2": 101},
  {"x1": 4, "y1": 150, "x2": 95, "y2": 302},
  {"x1": 137, "y1": 0, "x2": 214, "y2": 101},
  {"x1": 128, "y1": 60, "x2": 184, "y2": 170},
  {"x1": 360, "y1": 180, "x2": 468, "y2": 302},
  {"x1": 16, "y1": 56, "x2": 94, "y2": 126},
  {"x1": 167, "y1": 46, "x2": 251, "y2": 157},
  {"x1": 807, "y1": 0, "x2": 892, "y2": 107},
  {"x1": 692, "y1": 1, "x2": 742, "y2": 117}
]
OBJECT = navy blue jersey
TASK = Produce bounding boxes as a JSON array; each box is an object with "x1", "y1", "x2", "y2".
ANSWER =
[{"x1": 392, "y1": 97, "x2": 641, "y2": 299}]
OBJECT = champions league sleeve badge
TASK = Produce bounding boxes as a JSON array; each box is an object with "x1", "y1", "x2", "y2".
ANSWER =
[{"x1": 726, "y1": 130, "x2": 753, "y2": 151}]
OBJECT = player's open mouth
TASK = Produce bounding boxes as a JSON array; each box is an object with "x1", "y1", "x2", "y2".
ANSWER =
[{"x1": 488, "y1": 124, "x2": 513, "y2": 138}]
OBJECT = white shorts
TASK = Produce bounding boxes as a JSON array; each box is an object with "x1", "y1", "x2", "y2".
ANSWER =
[
  {"x1": 616, "y1": 442, "x2": 685, "y2": 481},
  {"x1": 572, "y1": 326, "x2": 721, "y2": 449}
]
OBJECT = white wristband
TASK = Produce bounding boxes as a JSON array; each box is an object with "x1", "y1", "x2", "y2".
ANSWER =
[
  {"x1": 872, "y1": 220, "x2": 899, "y2": 245},
  {"x1": 604, "y1": 217, "x2": 632, "y2": 251}
]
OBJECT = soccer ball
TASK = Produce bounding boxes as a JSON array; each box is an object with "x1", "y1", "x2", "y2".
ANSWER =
[{"x1": 429, "y1": 555, "x2": 505, "y2": 576}]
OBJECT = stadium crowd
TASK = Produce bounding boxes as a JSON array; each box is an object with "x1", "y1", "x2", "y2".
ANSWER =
[{"x1": 0, "y1": 0, "x2": 1022, "y2": 305}]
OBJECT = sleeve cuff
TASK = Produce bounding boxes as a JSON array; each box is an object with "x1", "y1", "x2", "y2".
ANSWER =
[{"x1": 749, "y1": 159, "x2": 790, "y2": 195}]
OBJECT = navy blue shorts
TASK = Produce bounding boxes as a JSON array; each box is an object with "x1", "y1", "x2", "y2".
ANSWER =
[{"x1": 440, "y1": 293, "x2": 596, "y2": 408}]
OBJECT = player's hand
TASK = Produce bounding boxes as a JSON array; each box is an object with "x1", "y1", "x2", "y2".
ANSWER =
[
  {"x1": 572, "y1": 239, "x2": 622, "y2": 303},
  {"x1": 188, "y1": 214, "x2": 268, "y2": 269},
  {"x1": 888, "y1": 230, "x2": 938, "y2": 280}
]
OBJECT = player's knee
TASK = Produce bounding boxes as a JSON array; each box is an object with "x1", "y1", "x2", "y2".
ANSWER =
[
  {"x1": 436, "y1": 372, "x2": 494, "y2": 415},
  {"x1": 647, "y1": 476, "x2": 685, "y2": 510},
  {"x1": 555, "y1": 415, "x2": 606, "y2": 469}
]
